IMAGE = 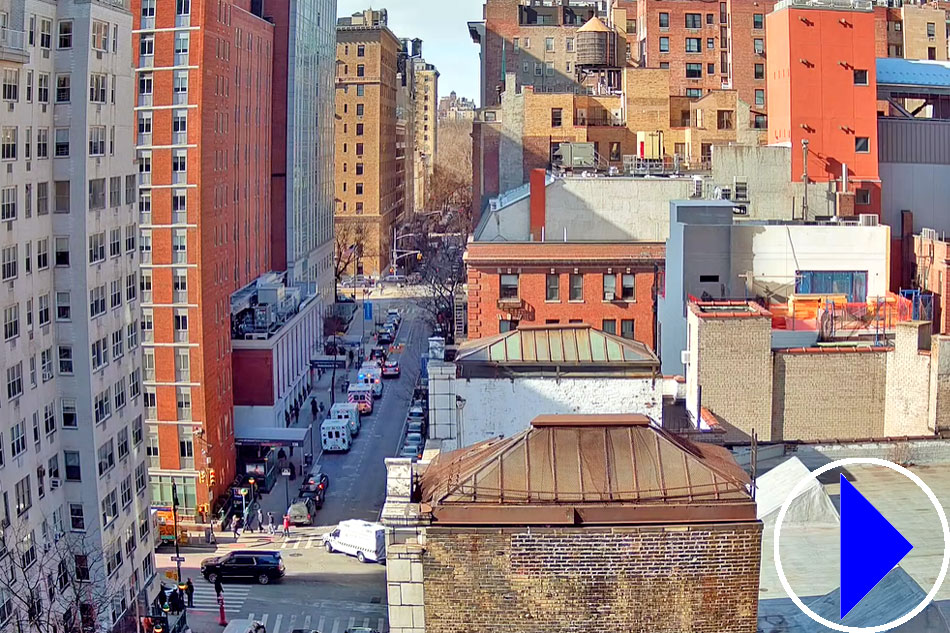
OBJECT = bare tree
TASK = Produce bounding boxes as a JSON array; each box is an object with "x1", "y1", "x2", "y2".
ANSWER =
[
  {"x1": 334, "y1": 223, "x2": 366, "y2": 285},
  {"x1": 413, "y1": 232, "x2": 467, "y2": 334},
  {"x1": 0, "y1": 520, "x2": 133, "y2": 633},
  {"x1": 426, "y1": 120, "x2": 473, "y2": 226}
]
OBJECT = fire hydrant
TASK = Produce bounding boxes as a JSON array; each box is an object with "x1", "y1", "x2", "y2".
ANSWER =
[{"x1": 217, "y1": 595, "x2": 227, "y2": 626}]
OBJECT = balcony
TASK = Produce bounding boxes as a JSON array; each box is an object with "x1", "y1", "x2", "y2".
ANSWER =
[
  {"x1": 0, "y1": 28, "x2": 29, "y2": 64},
  {"x1": 575, "y1": 115, "x2": 624, "y2": 127}
]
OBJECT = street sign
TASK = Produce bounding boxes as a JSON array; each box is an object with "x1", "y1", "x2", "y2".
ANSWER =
[
  {"x1": 281, "y1": 468, "x2": 291, "y2": 477},
  {"x1": 310, "y1": 358, "x2": 346, "y2": 370},
  {"x1": 170, "y1": 556, "x2": 185, "y2": 563},
  {"x1": 363, "y1": 301, "x2": 373, "y2": 321}
]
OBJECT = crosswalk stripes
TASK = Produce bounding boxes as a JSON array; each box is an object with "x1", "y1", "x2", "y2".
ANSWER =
[
  {"x1": 188, "y1": 583, "x2": 251, "y2": 612},
  {"x1": 279, "y1": 535, "x2": 324, "y2": 550},
  {"x1": 245, "y1": 613, "x2": 387, "y2": 633}
]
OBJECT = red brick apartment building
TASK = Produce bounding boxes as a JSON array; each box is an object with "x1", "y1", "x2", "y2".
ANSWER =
[
  {"x1": 465, "y1": 172, "x2": 664, "y2": 349},
  {"x1": 132, "y1": 0, "x2": 273, "y2": 517}
]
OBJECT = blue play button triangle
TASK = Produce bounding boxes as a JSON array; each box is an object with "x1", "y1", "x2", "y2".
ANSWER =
[{"x1": 840, "y1": 474, "x2": 914, "y2": 619}]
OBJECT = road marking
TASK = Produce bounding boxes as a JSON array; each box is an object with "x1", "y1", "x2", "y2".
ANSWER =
[
  {"x1": 272, "y1": 614, "x2": 282, "y2": 633},
  {"x1": 330, "y1": 618, "x2": 340, "y2": 633},
  {"x1": 286, "y1": 615, "x2": 296, "y2": 632},
  {"x1": 303, "y1": 615, "x2": 311, "y2": 629},
  {"x1": 362, "y1": 617, "x2": 370, "y2": 628},
  {"x1": 247, "y1": 613, "x2": 255, "y2": 621},
  {"x1": 347, "y1": 616, "x2": 356, "y2": 629},
  {"x1": 317, "y1": 616, "x2": 325, "y2": 632},
  {"x1": 260, "y1": 614, "x2": 269, "y2": 628},
  {"x1": 377, "y1": 618, "x2": 386, "y2": 632}
]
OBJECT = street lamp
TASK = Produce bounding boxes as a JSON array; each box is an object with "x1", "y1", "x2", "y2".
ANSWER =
[
  {"x1": 247, "y1": 477, "x2": 256, "y2": 504},
  {"x1": 171, "y1": 482, "x2": 182, "y2": 583}
]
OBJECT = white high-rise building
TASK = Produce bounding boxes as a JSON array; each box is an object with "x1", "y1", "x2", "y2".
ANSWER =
[{"x1": 0, "y1": 0, "x2": 154, "y2": 629}]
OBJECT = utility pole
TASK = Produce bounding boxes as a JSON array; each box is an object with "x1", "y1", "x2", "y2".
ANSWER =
[
  {"x1": 172, "y1": 482, "x2": 182, "y2": 582},
  {"x1": 801, "y1": 138, "x2": 810, "y2": 219}
]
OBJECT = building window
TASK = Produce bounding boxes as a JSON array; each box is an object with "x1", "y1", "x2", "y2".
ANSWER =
[
  {"x1": 59, "y1": 345, "x2": 73, "y2": 375},
  {"x1": 753, "y1": 13, "x2": 764, "y2": 29},
  {"x1": 70, "y1": 504, "x2": 85, "y2": 531},
  {"x1": 569, "y1": 274, "x2": 583, "y2": 301},
  {"x1": 603, "y1": 274, "x2": 617, "y2": 300},
  {"x1": 795, "y1": 270, "x2": 868, "y2": 302},
  {"x1": 609, "y1": 142, "x2": 621, "y2": 161},
  {"x1": 89, "y1": 74, "x2": 107, "y2": 103},
  {"x1": 545, "y1": 37, "x2": 554, "y2": 52},
  {"x1": 686, "y1": 38, "x2": 701, "y2": 53},
  {"x1": 685, "y1": 13, "x2": 702, "y2": 28},
  {"x1": 707, "y1": 37, "x2": 714, "y2": 50},
  {"x1": 499, "y1": 319, "x2": 519, "y2": 333},
  {"x1": 0, "y1": 187, "x2": 14, "y2": 220},
  {"x1": 856, "y1": 189, "x2": 871, "y2": 206},
  {"x1": 754, "y1": 38, "x2": 764, "y2": 55},
  {"x1": 356, "y1": 64, "x2": 364, "y2": 77},
  {"x1": 499, "y1": 274, "x2": 519, "y2": 299},
  {"x1": 1, "y1": 128, "x2": 16, "y2": 161},
  {"x1": 686, "y1": 63, "x2": 702, "y2": 79},
  {"x1": 356, "y1": 123, "x2": 363, "y2": 136},
  {"x1": 57, "y1": 20, "x2": 72, "y2": 49},
  {"x1": 754, "y1": 63, "x2": 765, "y2": 80},
  {"x1": 6, "y1": 362, "x2": 22, "y2": 399},
  {"x1": 88, "y1": 126, "x2": 106, "y2": 156},
  {"x1": 602, "y1": 319, "x2": 617, "y2": 335},
  {"x1": 854, "y1": 69, "x2": 868, "y2": 85},
  {"x1": 551, "y1": 108, "x2": 562, "y2": 127},
  {"x1": 716, "y1": 110, "x2": 734, "y2": 130},
  {"x1": 54, "y1": 237, "x2": 69, "y2": 266},
  {"x1": 855, "y1": 137, "x2": 870, "y2": 153},
  {"x1": 621, "y1": 319, "x2": 635, "y2": 340},
  {"x1": 621, "y1": 274, "x2": 636, "y2": 300},
  {"x1": 545, "y1": 274, "x2": 559, "y2": 301},
  {"x1": 928, "y1": 22, "x2": 936, "y2": 37},
  {"x1": 566, "y1": 37, "x2": 574, "y2": 52},
  {"x1": 754, "y1": 89, "x2": 765, "y2": 106},
  {"x1": 659, "y1": 37, "x2": 669, "y2": 53},
  {"x1": 659, "y1": 12, "x2": 669, "y2": 29}
]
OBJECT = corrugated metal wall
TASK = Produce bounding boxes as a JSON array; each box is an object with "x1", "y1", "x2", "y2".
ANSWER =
[{"x1": 878, "y1": 119, "x2": 950, "y2": 164}]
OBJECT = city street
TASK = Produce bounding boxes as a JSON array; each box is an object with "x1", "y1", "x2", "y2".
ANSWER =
[{"x1": 157, "y1": 297, "x2": 429, "y2": 633}]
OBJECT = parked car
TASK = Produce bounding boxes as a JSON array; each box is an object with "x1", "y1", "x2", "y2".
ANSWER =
[
  {"x1": 369, "y1": 346, "x2": 388, "y2": 362},
  {"x1": 298, "y1": 469, "x2": 329, "y2": 506},
  {"x1": 201, "y1": 551, "x2": 285, "y2": 585},
  {"x1": 322, "y1": 520, "x2": 386, "y2": 563},
  {"x1": 406, "y1": 420, "x2": 425, "y2": 437},
  {"x1": 287, "y1": 497, "x2": 318, "y2": 526},
  {"x1": 386, "y1": 308, "x2": 401, "y2": 323},
  {"x1": 377, "y1": 330, "x2": 394, "y2": 345},
  {"x1": 382, "y1": 360, "x2": 400, "y2": 378},
  {"x1": 399, "y1": 444, "x2": 422, "y2": 461},
  {"x1": 407, "y1": 405, "x2": 427, "y2": 423}
]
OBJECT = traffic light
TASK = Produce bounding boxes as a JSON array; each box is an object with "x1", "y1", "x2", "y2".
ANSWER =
[
  {"x1": 198, "y1": 470, "x2": 206, "y2": 483},
  {"x1": 417, "y1": 253, "x2": 422, "y2": 261},
  {"x1": 208, "y1": 468, "x2": 216, "y2": 486}
]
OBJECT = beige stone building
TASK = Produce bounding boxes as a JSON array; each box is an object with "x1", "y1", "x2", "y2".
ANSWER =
[
  {"x1": 412, "y1": 61, "x2": 438, "y2": 212},
  {"x1": 876, "y1": 4, "x2": 949, "y2": 60},
  {"x1": 335, "y1": 9, "x2": 405, "y2": 276}
]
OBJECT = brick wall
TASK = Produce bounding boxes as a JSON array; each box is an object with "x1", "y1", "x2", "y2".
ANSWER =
[
  {"x1": 691, "y1": 310, "x2": 774, "y2": 442},
  {"x1": 468, "y1": 264, "x2": 659, "y2": 350},
  {"x1": 885, "y1": 323, "x2": 932, "y2": 436},
  {"x1": 772, "y1": 349, "x2": 887, "y2": 440},
  {"x1": 422, "y1": 524, "x2": 762, "y2": 633}
]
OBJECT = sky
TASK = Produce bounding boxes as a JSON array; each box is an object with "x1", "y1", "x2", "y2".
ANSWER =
[{"x1": 336, "y1": 0, "x2": 485, "y2": 105}]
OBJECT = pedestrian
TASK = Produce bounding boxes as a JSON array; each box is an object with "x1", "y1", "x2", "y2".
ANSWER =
[
  {"x1": 232, "y1": 517, "x2": 242, "y2": 540},
  {"x1": 311, "y1": 398, "x2": 318, "y2": 418},
  {"x1": 282, "y1": 514, "x2": 291, "y2": 538},
  {"x1": 185, "y1": 579, "x2": 195, "y2": 608},
  {"x1": 318, "y1": 401, "x2": 325, "y2": 415},
  {"x1": 157, "y1": 585, "x2": 168, "y2": 609},
  {"x1": 267, "y1": 511, "x2": 275, "y2": 535},
  {"x1": 169, "y1": 589, "x2": 183, "y2": 615},
  {"x1": 256, "y1": 508, "x2": 264, "y2": 533},
  {"x1": 214, "y1": 576, "x2": 223, "y2": 598}
]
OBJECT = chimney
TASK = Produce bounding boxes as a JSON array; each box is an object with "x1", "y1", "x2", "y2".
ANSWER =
[{"x1": 529, "y1": 169, "x2": 546, "y2": 241}]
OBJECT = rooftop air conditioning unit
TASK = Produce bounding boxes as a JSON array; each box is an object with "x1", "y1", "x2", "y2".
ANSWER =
[
  {"x1": 681, "y1": 350, "x2": 691, "y2": 365},
  {"x1": 858, "y1": 214, "x2": 878, "y2": 226},
  {"x1": 605, "y1": 291, "x2": 615, "y2": 301}
]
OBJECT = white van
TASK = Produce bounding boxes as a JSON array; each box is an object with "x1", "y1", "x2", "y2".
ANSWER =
[
  {"x1": 320, "y1": 419, "x2": 351, "y2": 452},
  {"x1": 322, "y1": 519, "x2": 386, "y2": 563},
  {"x1": 357, "y1": 367, "x2": 383, "y2": 398},
  {"x1": 329, "y1": 402, "x2": 360, "y2": 437}
]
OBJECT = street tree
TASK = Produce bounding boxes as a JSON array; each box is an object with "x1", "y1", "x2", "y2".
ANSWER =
[{"x1": 0, "y1": 520, "x2": 135, "y2": 633}]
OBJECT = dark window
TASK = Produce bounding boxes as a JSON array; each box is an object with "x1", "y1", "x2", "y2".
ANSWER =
[
  {"x1": 659, "y1": 37, "x2": 669, "y2": 53},
  {"x1": 707, "y1": 63, "x2": 715, "y2": 75},
  {"x1": 551, "y1": 108, "x2": 562, "y2": 127},
  {"x1": 755, "y1": 89, "x2": 765, "y2": 106},
  {"x1": 499, "y1": 319, "x2": 519, "y2": 333},
  {"x1": 545, "y1": 274, "x2": 559, "y2": 301},
  {"x1": 706, "y1": 13, "x2": 714, "y2": 24},
  {"x1": 621, "y1": 274, "x2": 636, "y2": 300},
  {"x1": 569, "y1": 274, "x2": 583, "y2": 301},
  {"x1": 685, "y1": 13, "x2": 702, "y2": 28},
  {"x1": 755, "y1": 63, "x2": 765, "y2": 80},
  {"x1": 64, "y1": 451, "x2": 81, "y2": 481},
  {"x1": 660, "y1": 62, "x2": 670, "y2": 69},
  {"x1": 621, "y1": 319, "x2": 635, "y2": 340},
  {"x1": 659, "y1": 12, "x2": 669, "y2": 28},
  {"x1": 855, "y1": 137, "x2": 870, "y2": 153},
  {"x1": 686, "y1": 63, "x2": 702, "y2": 78},
  {"x1": 853, "y1": 69, "x2": 868, "y2": 85},
  {"x1": 753, "y1": 114, "x2": 767, "y2": 129},
  {"x1": 686, "y1": 88, "x2": 702, "y2": 98},
  {"x1": 753, "y1": 13, "x2": 764, "y2": 29},
  {"x1": 928, "y1": 22, "x2": 936, "y2": 37},
  {"x1": 602, "y1": 319, "x2": 617, "y2": 335},
  {"x1": 499, "y1": 274, "x2": 519, "y2": 299},
  {"x1": 603, "y1": 274, "x2": 617, "y2": 300},
  {"x1": 609, "y1": 142, "x2": 621, "y2": 161},
  {"x1": 686, "y1": 38, "x2": 701, "y2": 53},
  {"x1": 699, "y1": 274, "x2": 719, "y2": 283},
  {"x1": 754, "y1": 38, "x2": 764, "y2": 54},
  {"x1": 856, "y1": 189, "x2": 871, "y2": 206},
  {"x1": 717, "y1": 110, "x2": 734, "y2": 130}
]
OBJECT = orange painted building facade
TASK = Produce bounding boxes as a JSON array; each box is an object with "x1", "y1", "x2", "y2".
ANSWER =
[
  {"x1": 133, "y1": 0, "x2": 274, "y2": 518},
  {"x1": 766, "y1": 1, "x2": 880, "y2": 217}
]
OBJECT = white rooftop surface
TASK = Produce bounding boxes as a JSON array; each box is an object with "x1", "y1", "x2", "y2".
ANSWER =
[
  {"x1": 755, "y1": 456, "x2": 839, "y2": 526},
  {"x1": 759, "y1": 462, "x2": 950, "y2": 627}
]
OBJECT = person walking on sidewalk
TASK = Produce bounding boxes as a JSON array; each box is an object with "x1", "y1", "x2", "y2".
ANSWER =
[
  {"x1": 256, "y1": 508, "x2": 264, "y2": 533},
  {"x1": 282, "y1": 514, "x2": 291, "y2": 538},
  {"x1": 232, "y1": 516, "x2": 243, "y2": 540},
  {"x1": 185, "y1": 579, "x2": 195, "y2": 608},
  {"x1": 267, "y1": 511, "x2": 275, "y2": 535}
]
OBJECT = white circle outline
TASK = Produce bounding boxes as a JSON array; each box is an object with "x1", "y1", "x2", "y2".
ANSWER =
[{"x1": 773, "y1": 457, "x2": 950, "y2": 633}]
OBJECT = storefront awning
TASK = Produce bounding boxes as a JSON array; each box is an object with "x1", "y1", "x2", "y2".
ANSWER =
[{"x1": 234, "y1": 425, "x2": 311, "y2": 447}]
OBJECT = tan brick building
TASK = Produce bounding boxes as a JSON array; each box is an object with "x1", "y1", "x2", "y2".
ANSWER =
[
  {"x1": 382, "y1": 414, "x2": 762, "y2": 633},
  {"x1": 875, "y1": 4, "x2": 949, "y2": 60},
  {"x1": 335, "y1": 10, "x2": 405, "y2": 276},
  {"x1": 412, "y1": 61, "x2": 438, "y2": 212}
]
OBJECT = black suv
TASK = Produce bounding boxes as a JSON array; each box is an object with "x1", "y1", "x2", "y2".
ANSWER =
[{"x1": 201, "y1": 550, "x2": 285, "y2": 585}]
